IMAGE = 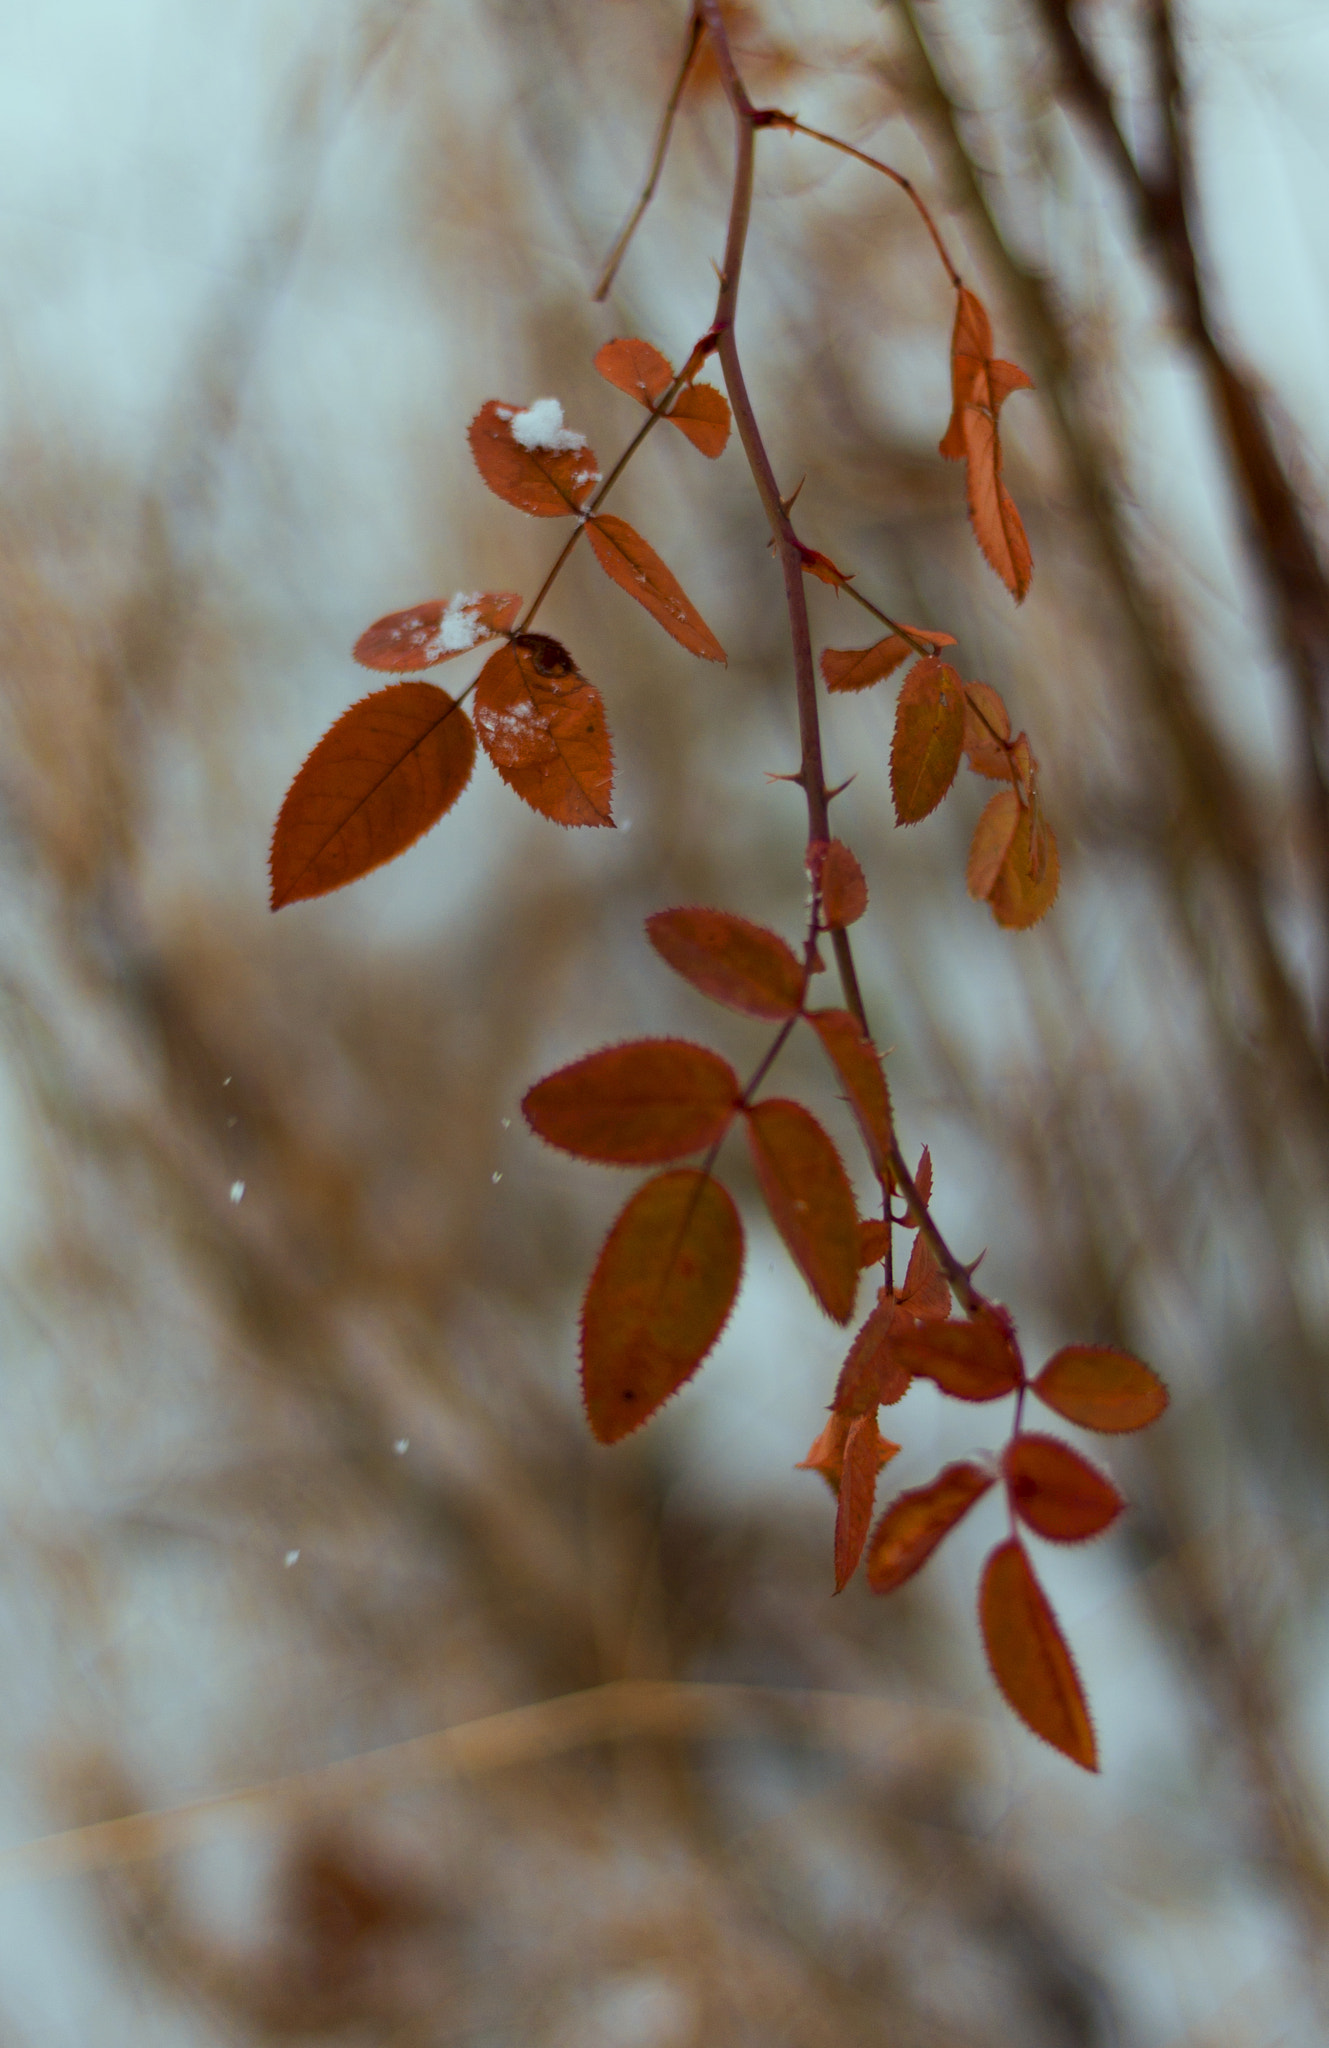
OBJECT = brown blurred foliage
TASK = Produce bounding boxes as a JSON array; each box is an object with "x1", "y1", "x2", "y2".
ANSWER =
[{"x1": 3, "y1": 1, "x2": 1329, "y2": 2042}]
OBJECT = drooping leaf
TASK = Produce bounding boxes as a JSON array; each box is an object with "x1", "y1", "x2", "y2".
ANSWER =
[
  {"x1": 809, "y1": 839, "x2": 868, "y2": 928},
  {"x1": 890, "y1": 657, "x2": 965, "y2": 825},
  {"x1": 821, "y1": 628, "x2": 957, "y2": 695},
  {"x1": 647, "y1": 907, "x2": 805, "y2": 1018},
  {"x1": 581, "y1": 1169, "x2": 743, "y2": 1443},
  {"x1": 807, "y1": 1009, "x2": 893, "y2": 1171},
  {"x1": 966, "y1": 788, "x2": 1021, "y2": 901},
  {"x1": 866, "y1": 1461, "x2": 994, "y2": 1595},
  {"x1": 354, "y1": 592, "x2": 521, "y2": 671},
  {"x1": 522, "y1": 1039, "x2": 740, "y2": 1165},
  {"x1": 1003, "y1": 1434, "x2": 1125, "y2": 1543},
  {"x1": 888, "y1": 1308, "x2": 1023, "y2": 1402},
  {"x1": 798, "y1": 1410, "x2": 853, "y2": 1493},
  {"x1": 468, "y1": 398, "x2": 600, "y2": 516},
  {"x1": 833, "y1": 1297, "x2": 913, "y2": 1416},
  {"x1": 961, "y1": 681, "x2": 1014, "y2": 779},
  {"x1": 594, "y1": 336, "x2": 673, "y2": 408},
  {"x1": 667, "y1": 382, "x2": 730, "y2": 457},
  {"x1": 1032, "y1": 1346, "x2": 1169, "y2": 1433},
  {"x1": 270, "y1": 684, "x2": 476, "y2": 909},
  {"x1": 801, "y1": 547, "x2": 853, "y2": 589},
  {"x1": 858, "y1": 1218, "x2": 890, "y2": 1269},
  {"x1": 586, "y1": 515, "x2": 726, "y2": 661},
  {"x1": 986, "y1": 804, "x2": 1060, "y2": 929},
  {"x1": 897, "y1": 1229, "x2": 951, "y2": 1322},
  {"x1": 745, "y1": 1098, "x2": 860, "y2": 1323},
  {"x1": 473, "y1": 635, "x2": 614, "y2": 827},
  {"x1": 979, "y1": 1539, "x2": 1098, "y2": 1770},
  {"x1": 835, "y1": 1415, "x2": 899, "y2": 1591},
  {"x1": 939, "y1": 287, "x2": 1035, "y2": 602}
]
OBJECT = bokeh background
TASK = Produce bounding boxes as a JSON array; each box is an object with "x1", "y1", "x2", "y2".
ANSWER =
[{"x1": 2, "y1": 0, "x2": 1328, "y2": 2040}]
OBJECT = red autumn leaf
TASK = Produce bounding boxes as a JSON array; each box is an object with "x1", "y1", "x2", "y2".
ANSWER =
[
  {"x1": 522, "y1": 1039, "x2": 740, "y2": 1165},
  {"x1": 1032, "y1": 1346, "x2": 1169, "y2": 1433},
  {"x1": 647, "y1": 906, "x2": 805, "y2": 1018},
  {"x1": 888, "y1": 1309, "x2": 1023, "y2": 1402},
  {"x1": 897, "y1": 1229, "x2": 950, "y2": 1322},
  {"x1": 468, "y1": 397, "x2": 600, "y2": 517},
  {"x1": 270, "y1": 684, "x2": 476, "y2": 910},
  {"x1": 581, "y1": 1169, "x2": 743, "y2": 1444},
  {"x1": 1003, "y1": 1434, "x2": 1125, "y2": 1544},
  {"x1": 806, "y1": 1009, "x2": 893, "y2": 1172},
  {"x1": 866, "y1": 1460, "x2": 993, "y2": 1595},
  {"x1": 594, "y1": 336, "x2": 673, "y2": 408},
  {"x1": 890, "y1": 657, "x2": 966, "y2": 825},
  {"x1": 986, "y1": 804, "x2": 1060, "y2": 929},
  {"x1": 858, "y1": 1219, "x2": 890, "y2": 1268},
  {"x1": 801, "y1": 547, "x2": 853, "y2": 588},
  {"x1": 809, "y1": 838, "x2": 868, "y2": 928},
  {"x1": 353, "y1": 592, "x2": 521, "y2": 672},
  {"x1": 473, "y1": 635, "x2": 613, "y2": 828},
  {"x1": 586, "y1": 514, "x2": 726, "y2": 661},
  {"x1": 966, "y1": 788, "x2": 1021, "y2": 901},
  {"x1": 833, "y1": 1297, "x2": 913, "y2": 1416},
  {"x1": 939, "y1": 287, "x2": 1034, "y2": 603},
  {"x1": 797, "y1": 1408, "x2": 898, "y2": 1496},
  {"x1": 835, "y1": 1414, "x2": 899, "y2": 1591},
  {"x1": 913, "y1": 1145, "x2": 933, "y2": 1209},
  {"x1": 667, "y1": 382, "x2": 731, "y2": 457},
  {"x1": 745, "y1": 1098, "x2": 860, "y2": 1324},
  {"x1": 979, "y1": 1539, "x2": 1098, "y2": 1770},
  {"x1": 820, "y1": 628, "x2": 956, "y2": 694},
  {"x1": 961, "y1": 680, "x2": 1014, "y2": 779}
]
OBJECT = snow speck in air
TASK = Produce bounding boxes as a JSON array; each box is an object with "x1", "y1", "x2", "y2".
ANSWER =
[
  {"x1": 426, "y1": 592, "x2": 484, "y2": 658},
  {"x1": 510, "y1": 397, "x2": 585, "y2": 453},
  {"x1": 394, "y1": 1437, "x2": 410, "y2": 1455},
  {"x1": 229, "y1": 1180, "x2": 246, "y2": 1204},
  {"x1": 284, "y1": 1549, "x2": 300, "y2": 1567},
  {"x1": 500, "y1": 1116, "x2": 511, "y2": 1129},
  {"x1": 491, "y1": 1171, "x2": 502, "y2": 1184}
]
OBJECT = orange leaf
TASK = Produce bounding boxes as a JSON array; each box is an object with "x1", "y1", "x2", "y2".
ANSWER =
[
  {"x1": 468, "y1": 398, "x2": 599, "y2": 517},
  {"x1": 987, "y1": 805, "x2": 1060, "y2": 929},
  {"x1": 913, "y1": 1144, "x2": 933, "y2": 1210},
  {"x1": 939, "y1": 287, "x2": 1034, "y2": 602},
  {"x1": 858, "y1": 1218, "x2": 890, "y2": 1268},
  {"x1": 866, "y1": 1460, "x2": 993, "y2": 1595},
  {"x1": 522, "y1": 1039, "x2": 740, "y2": 1165},
  {"x1": 745, "y1": 1099, "x2": 860, "y2": 1324},
  {"x1": 586, "y1": 514, "x2": 726, "y2": 661},
  {"x1": 581, "y1": 1169, "x2": 743, "y2": 1443},
  {"x1": 799, "y1": 1408, "x2": 900, "y2": 1495},
  {"x1": 667, "y1": 382, "x2": 731, "y2": 457},
  {"x1": 647, "y1": 907, "x2": 804, "y2": 1018},
  {"x1": 961, "y1": 681, "x2": 1014, "y2": 780},
  {"x1": 821, "y1": 628, "x2": 956, "y2": 694},
  {"x1": 806, "y1": 1009, "x2": 893, "y2": 1172},
  {"x1": 1003, "y1": 1434, "x2": 1125, "y2": 1543},
  {"x1": 888, "y1": 1309, "x2": 1023, "y2": 1402},
  {"x1": 353, "y1": 592, "x2": 521, "y2": 671},
  {"x1": 801, "y1": 547, "x2": 853, "y2": 589},
  {"x1": 897, "y1": 1230, "x2": 950, "y2": 1322},
  {"x1": 1032, "y1": 1346, "x2": 1169, "y2": 1433},
  {"x1": 890, "y1": 658, "x2": 965, "y2": 824},
  {"x1": 594, "y1": 336, "x2": 673, "y2": 408},
  {"x1": 979, "y1": 1539, "x2": 1098, "y2": 1770},
  {"x1": 474, "y1": 635, "x2": 613, "y2": 828},
  {"x1": 966, "y1": 788, "x2": 1020, "y2": 901},
  {"x1": 811, "y1": 839, "x2": 868, "y2": 928},
  {"x1": 833, "y1": 1297, "x2": 913, "y2": 1416},
  {"x1": 835, "y1": 1414, "x2": 899, "y2": 1591},
  {"x1": 270, "y1": 684, "x2": 475, "y2": 910}
]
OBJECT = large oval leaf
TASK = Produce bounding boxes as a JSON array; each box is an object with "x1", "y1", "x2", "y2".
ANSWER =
[
  {"x1": 1003, "y1": 1434, "x2": 1124, "y2": 1543},
  {"x1": 646, "y1": 907, "x2": 804, "y2": 1018},
  {"x1": 1031, "y1": 1345, "x2": 1168, "y2": 1433},
  {"x1": 744, "y1": 1098, "x2": 859, "y2": 1324},
  {"x1": 586, "y1": 515, "x2": 726, "y2": 661},
  {"x1": 522, "y1": 1040, "x2": 740, "y2": 1164},
  {"x1": 581, "y1": 1169, "x2": 743, "y2": 1444},
  {"x1": 270, "y1": 683, "x2": 475, "y2": 909},
  {"x1": 474, "y1": 636, "x2": 613, "y2": 827},
  {"x1": 468, "y1": 398, "x2": 599, "y2": 516},
  {"x1": 980, "y1": 1539, "x2": 1097, "y2": 1770}
]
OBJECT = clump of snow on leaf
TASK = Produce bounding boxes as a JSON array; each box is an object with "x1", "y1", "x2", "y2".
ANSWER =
[
  {"x1": 510, "y1": 397, "x2": 586, "y2": 453},
  {"x1": 427, "y1": 593, "x2": 484, "y2": 657}
]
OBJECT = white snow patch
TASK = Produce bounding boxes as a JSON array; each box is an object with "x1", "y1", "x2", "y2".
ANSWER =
[
  {"x1": 426, "y1": 592, "x2": 484, "y2": 658},
  {"x1": 510, "y1": 396, "x2": 585, "y2": 452},
  {"x1": 284, "y1": 1549, "x2": 300, "y2": 1567},
  {"x1": 393, "y1": 1437, "x2": 409, "y2": 1455},
  {"x1": 229, "y1": 1180, "x2": 245, "y2": 1204}
]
